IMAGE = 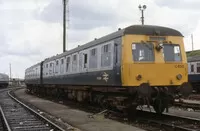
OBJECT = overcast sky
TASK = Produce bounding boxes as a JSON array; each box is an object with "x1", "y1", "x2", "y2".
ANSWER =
[{"x1": 1, "y1": 0, "x2": 200, "y2": 78}]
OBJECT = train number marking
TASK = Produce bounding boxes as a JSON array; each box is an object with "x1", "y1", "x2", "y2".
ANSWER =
[
  {"x1": 175, "y1": 65, "x2": 184, "y2": 68},
  {"x1": 97, "y1": 77, "x2": 102, "y2": 80}
]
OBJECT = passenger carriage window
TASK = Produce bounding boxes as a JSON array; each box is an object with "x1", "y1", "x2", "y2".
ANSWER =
[
  {"x1": 89, "y1": 48, "x2": 98, "y2": 69},
  {"x1": 61, "y1": 59, "x2": 64, "y2": 64},
  {"x1": 84, "y1": 54, "x2": 88, "y2": 68},
  {"x1": 197, "y1": 63, "x2": 200, "y2": 73},
  {"x1": 103, "y1": 45, "x2": 109, "y2": 53},
  {"x1": 162, "y1": 44, "x2": 182, "y2": 62},
  {"x1": 72, "y1": 54, "x2": 77, "y2": 72},
  {"x1": 46, "y1": 64, "x2": 48, "y2": 68},
  {"x1": 52, "y1": 63, "x2": 54, "y2": 73},
  {"x1": 191, "y1": 64, "x2": 194, "y2": 72},
  {"x1": 101, "y1": 44, "x2": 111, "y2": 67},
  {"x1": 36, "y1": 68, "x2": 38, "y2": 77},
  {"x1": 91, "y1": 48, "x2": 96, "y2": 56},
  {"x1": 132, "y1": 43, "x2": 154, "y2": 62},
  {"x1": 55, "y1": 60, "x2": 59, "y2": 73},
  {"x1": 49, "y1": 63, "x2": 52, "y2": 75},
  {"x1": 66, "y1": 57, "x2": 71, "y2": 72},
  {"x1": 73, "y1": 55, "x2": 77, "y2": 61}
]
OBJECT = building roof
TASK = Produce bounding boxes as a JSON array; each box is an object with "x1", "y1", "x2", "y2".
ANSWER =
[
  {"x1": 186, "y1": 50, "x2": 200, "y2": 62},
  {"x1": 187, "y1": 50, "x2": 200, "y2": 57}
]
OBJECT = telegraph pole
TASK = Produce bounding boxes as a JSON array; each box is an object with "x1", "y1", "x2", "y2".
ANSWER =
[
  {"x1": 9, "y1": 63, "x2": 12, "y2": 81},
  {"x1": 63, "y1": 0, "x2": 66, "y2": 52},
  {"x1": 62, "y1": 0, "x2": 69, "y2": 52},
  {"x1": 191, "y1": 34, "x2": 194, "y2": 51},
  {"x1": 138, "y1": 5, "x2": 147, "y2": 25}
]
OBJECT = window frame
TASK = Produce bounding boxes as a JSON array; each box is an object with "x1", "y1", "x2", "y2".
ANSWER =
[
  {"x1": 132, "y1": 42, "x2": 155, "y2": 63},
  {"x1": 72, "y1": 53, "x2": 78, "y2": 72},
  {"x1": 162, "y1": 43, "x2": 182, "y2": 62},
  {"x1": 66, "y1": 56, "x2": 71, "y2": 73},
  {"x1": 89, "y1": 48, "x2": 98, "y2": 69}
]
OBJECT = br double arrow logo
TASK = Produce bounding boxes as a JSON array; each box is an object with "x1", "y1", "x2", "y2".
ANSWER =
[{"x1": 102, "y1": 72, "x2": 109, "y2": 82}]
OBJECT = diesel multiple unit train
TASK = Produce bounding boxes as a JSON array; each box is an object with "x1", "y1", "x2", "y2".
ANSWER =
[
  {"x1": 25, "y1": 25, "x2": 192, "y2": 114},
  {"x1": 0, "y1": 73, "x2": 9, "y2": 88},
  {"x1": 187, "y1": 50, "x2": 200, "y2": 93}
]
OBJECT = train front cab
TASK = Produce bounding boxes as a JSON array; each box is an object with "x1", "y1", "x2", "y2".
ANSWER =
[{"x1": 121, "y1": 34, "x2": 192, "y2": 113}]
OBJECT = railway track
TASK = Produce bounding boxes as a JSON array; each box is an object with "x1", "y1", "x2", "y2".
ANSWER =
[
  {"x1": 26, "y1": 88, "x2": 200, "y2": 131},
  {"x1": 174, "y1": 102, "x2": 200, "y2": 111},
  {"x1": 0, "y1": 88, "x2": 66, "y2": 131},
  {"x1": 173, "y1": 98, "x2": 200, "y2": 111},
  {"x1": 132, "y1": 110, "x2": 200, "y2": 131}
]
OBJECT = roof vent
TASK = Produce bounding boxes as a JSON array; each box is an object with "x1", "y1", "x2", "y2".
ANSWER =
[
  {"x1": 118, "y1": 28, "x2": 121, "y2": 31},
  {"x1": 94, "y1": 38, "x2": 97, "y2": 40}
]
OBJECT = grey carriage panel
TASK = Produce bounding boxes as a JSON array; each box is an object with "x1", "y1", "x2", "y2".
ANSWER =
[
  {"x1": 42, "y1": 37, "x2": 122, "y2": 86},
  {"x1": 42, "y1": 39, "x2": 119, "y2": 78},
  {"x1": 44, "y1": 33, "x2": 123, "y2": 63}
]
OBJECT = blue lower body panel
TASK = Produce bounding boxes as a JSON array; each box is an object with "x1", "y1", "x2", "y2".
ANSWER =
[{"x1": 188, "y1": 74, "x2": 200, "y2": 83}]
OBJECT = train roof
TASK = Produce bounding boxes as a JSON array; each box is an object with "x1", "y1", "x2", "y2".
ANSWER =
[
  {"x1": 123, "y1": 25, "x2": 183, "y2": 36},
  {"x1": 0, "y1": 73, "x2": 9, "y2": 80},
  {"x1": 25, "y1": 62, "x2": 41, "y2": 71},
  {"x1": 43, "y1": 25, "x2": 183, "y2": 63}
]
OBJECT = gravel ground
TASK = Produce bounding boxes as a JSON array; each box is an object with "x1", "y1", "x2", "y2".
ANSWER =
[{"x1": 14, "y1": 88, "x2": 145, "y2": 131}]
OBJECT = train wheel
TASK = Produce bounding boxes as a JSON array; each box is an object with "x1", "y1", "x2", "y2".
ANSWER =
[{"x1": 153, "y1": 98, "x2": 165, "y2": 114}]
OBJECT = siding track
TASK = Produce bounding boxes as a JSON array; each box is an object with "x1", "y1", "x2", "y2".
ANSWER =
[{"x1": 0, "y1": 88, "x2": 66, "y2": 131}]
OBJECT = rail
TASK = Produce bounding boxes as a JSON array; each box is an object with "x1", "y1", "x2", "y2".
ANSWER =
[
  {"x1": 136, "y1": 110, "x2": 200, "y2": 131},
  {"x1": 0, "y1": 106, "x2": 11, "y2": 131},
  {"x1": 0, "y1": 88, "x2": 67, "y2": 131},
  {"x1": 8, "y1": 90, "x2": 66, "y2": 131}
]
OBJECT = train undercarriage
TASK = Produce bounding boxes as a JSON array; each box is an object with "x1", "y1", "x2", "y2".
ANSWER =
[{"x1": 26, "y1": 82, "x2": 192, "y2": 115}]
